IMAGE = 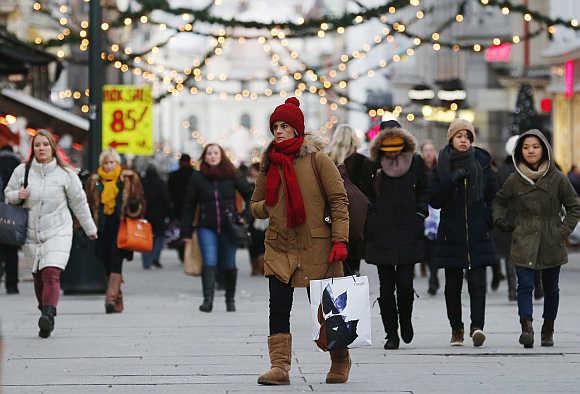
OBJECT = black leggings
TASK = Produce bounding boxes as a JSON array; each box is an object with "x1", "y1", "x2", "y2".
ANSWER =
[{"x1": 268, "y1": 276, "x2": 310, "y2": 335}]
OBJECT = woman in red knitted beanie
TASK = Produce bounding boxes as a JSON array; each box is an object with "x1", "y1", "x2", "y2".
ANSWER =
[{"x1": 250, "y1": 97, "x2": 351, "y2": 385}]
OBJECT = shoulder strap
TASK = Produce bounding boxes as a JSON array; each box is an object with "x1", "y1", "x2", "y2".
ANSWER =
[
  {"x1": 310, "y1": 153, "x2": 326, "y2": 198},
  {"x1": 23, "y1": 162, "x2": 31, "y2": 189}
]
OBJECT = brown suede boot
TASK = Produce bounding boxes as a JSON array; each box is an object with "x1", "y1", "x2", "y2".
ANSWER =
[
  {"x1": 519, "y1": 318, "x2": 534, "y2": 348},
  {"x1": 326, "y1": 348, "x2": 351, "y2": 384},
  {"x1": 106, "y1": 273, "x2": 123, "y2": 314},
  {"x1": 115, "y1": 287, "x2": 124, "y2": 313},
  {"x1": 105, "y1": 274, "x2": 117, "y2": 314},
  {"x1": 541, "y1": 320, "x2": 554, "y2": 347},
  {"x1": 257, "y1": 333, "x2": 291, "y2": 385}
]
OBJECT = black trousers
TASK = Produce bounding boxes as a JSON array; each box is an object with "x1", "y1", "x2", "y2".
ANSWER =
[
  {"x1": 377, "y1": 265, "x2": 414, "y2": 333},
  {"x1": 444, "y1": 267, "x2": 487, "y2": 332},
  {"x1": 97, "y1": 215, "x2": 124, "y2": 275},
  {"x1": 0, "y1": 244, "x2": 18, "y2": 289},
  {"x1": 269, "y1": 276, "x2": 311, "y2": 335}
]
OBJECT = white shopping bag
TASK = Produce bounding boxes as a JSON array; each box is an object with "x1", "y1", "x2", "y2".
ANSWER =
[{"x1": 309, "y1": 275, "x2": 372, "y2": 351}]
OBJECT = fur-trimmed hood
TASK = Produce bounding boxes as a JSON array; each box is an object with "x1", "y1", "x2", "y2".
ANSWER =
[
  {"x1": 260, "y1": 134, "x2": 324, "y2": 173},
  {"x1": 369, "y1": 127, "x2": 417, "y2": 162}
]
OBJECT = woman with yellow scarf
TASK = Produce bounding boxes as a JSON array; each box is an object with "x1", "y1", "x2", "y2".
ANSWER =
[{"x1": 87, "y1": 149, "x2": 145, "y2": 313}]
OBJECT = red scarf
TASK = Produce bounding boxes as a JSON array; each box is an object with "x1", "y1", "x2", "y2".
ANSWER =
[{"x1": 265, "y1": 137, "x2": 306, "y2": 228}]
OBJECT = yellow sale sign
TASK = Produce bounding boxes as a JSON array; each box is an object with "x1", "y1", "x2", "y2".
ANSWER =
[{"x1": 102, "y1": 85, "x2": 153, "y2": 155}]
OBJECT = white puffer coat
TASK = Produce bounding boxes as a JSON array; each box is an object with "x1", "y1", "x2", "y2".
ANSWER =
[{"x1": 4, "y1": 159, "x2": 97, "y2": 272}]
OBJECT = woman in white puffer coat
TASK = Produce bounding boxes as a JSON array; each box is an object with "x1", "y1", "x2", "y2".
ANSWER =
[{"x1": 4, "y1": 130, "x2": 97, "y2": 338}]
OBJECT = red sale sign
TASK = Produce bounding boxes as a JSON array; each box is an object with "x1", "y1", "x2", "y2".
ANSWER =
[{"x1": 485, "y1": 43, "x2": 512, "y2": 63}]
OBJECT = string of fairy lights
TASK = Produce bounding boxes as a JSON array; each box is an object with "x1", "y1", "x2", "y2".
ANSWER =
[{"x1": 25, "y1": 0, "x2": 579, "y2": 122}]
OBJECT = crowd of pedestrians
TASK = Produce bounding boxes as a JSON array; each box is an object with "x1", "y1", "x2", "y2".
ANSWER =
[{"x1": 1, "y1": 97, "x2": 579, "y2": 387}]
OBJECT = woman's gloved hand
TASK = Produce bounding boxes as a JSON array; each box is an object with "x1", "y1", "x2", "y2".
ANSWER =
[{"x1": 328, "y1": 241, "x2": 348, "y2": 263}]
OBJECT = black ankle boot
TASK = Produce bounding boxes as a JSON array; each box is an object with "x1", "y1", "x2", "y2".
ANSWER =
[
  {"x1": 199, "y1": 267, "x2": 216, "y2": 313},
  {"x1": 384, "y1": 331, "x2": 400, "y2": 350},
  {"x1": 38, "y1": 305, "x2": 56, "y2": 338},
  {"x1": 224, "y1": 269, "x2": 237, "y2": 312}
]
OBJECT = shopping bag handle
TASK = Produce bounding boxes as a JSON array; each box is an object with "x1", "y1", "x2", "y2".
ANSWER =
[{"x1": 329, "y1": 260, "x2": 357, "y2": 284}]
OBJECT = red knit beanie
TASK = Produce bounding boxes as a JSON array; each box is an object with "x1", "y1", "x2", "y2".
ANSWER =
[{"x1": 269, "y1": 97, "x2": 305, "y2": 136}]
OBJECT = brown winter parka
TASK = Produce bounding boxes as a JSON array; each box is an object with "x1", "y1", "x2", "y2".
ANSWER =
[
  {"x1": 493, "y1": 129, "x2": 580, "y2": 270},
  {"x1": 250, "y1": 135, "x2": 349, "y2": 288}
]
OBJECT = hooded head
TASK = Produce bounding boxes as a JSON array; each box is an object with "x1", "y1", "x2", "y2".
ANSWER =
[
  {"x1": 512, "y1": 129, "x2": 552, "y2": 184},
  {"x1": 370, "y1": 126, "x2": 416, "y2": 162},
  {"x1": 269, "y1": 97, "x2": 305, "y2": 137}
]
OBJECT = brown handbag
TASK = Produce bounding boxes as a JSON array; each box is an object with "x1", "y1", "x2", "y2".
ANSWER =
[{"x1": 117, "y1": 218, "x2": 153, "y2": 252}]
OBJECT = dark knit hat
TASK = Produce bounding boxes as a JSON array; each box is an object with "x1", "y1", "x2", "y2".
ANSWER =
[
  {"x1": 380, "y1": 119, "x2": 402, "y2": 130},
  {"x1": 447, "y1": 118, "x2": 475, "y2": 143},
  {"x1": 269, "y1": 97, "x2": 305, "y2": 136}
]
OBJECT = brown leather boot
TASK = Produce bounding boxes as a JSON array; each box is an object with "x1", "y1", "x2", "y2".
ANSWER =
[
  {"x1": 113, "y1": 274, "x2": 124, "y2": 313},
  {"x1": 257, "y1": 333, "x2": 291, "y2": 385},
  {"x1": 105, "y1": 273, "x2": 123, "y2": 314},
  {"x1": 105, "y1": 274, "x2": 117, "y2": 314},
  {"x1": 326, "y1": 348, "x2": 351, "y2": 384},
  {"x1": 541, "y1": 320, "x2": 554, "y2": 347},
  {"x1": 519, "y1": 318, "x2": 534, "y2": 348}
]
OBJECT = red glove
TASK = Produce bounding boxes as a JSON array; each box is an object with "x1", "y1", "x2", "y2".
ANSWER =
[{"x1": 328, "y1": 242, "x2": 348, "y2": 263}]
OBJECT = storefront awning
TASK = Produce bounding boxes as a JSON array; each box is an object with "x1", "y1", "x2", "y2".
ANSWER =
[
  {"x1": 0, "y1": 29, "x2": 62, "y2": 79},
  {"x1": 0, "y1": 89, "x2": 89, "y2": 142}
]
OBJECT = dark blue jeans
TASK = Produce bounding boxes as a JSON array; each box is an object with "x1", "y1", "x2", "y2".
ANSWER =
[
  {"x1": 197, "y1": 227, "x2": 236, "y2": 270},
  {"x1": 141, "y1": 235, "x2": 165, "y2": 268},
  {"x1": 516, "y1": 266, "x2": 560, "y2": 321}
]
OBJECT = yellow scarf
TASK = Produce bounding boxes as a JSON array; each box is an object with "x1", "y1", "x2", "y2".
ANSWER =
[{"x1": 97, "y1": 165, "x2": 122, "y2": 215}]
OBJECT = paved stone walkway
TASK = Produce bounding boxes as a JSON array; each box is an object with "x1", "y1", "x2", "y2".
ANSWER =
[{"x1": 1, "y1": 249, "x2": 580, "y2": 393}]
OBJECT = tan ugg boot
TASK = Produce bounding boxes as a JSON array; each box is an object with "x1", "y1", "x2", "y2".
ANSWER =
[
  {"x1": 325, "y1": 348, "x2": 351, "y2": 384},
  {"x1": 257, "y1": 333, "x2": 291, "y2": 385}
]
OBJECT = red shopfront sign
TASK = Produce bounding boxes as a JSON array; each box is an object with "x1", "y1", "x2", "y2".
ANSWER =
[
  {"x1": 565, "y1": 60, "x2": 574, "y2": 98},
  {"x1": 485, "y1": 43, "x2": 512, "y2": 63}
]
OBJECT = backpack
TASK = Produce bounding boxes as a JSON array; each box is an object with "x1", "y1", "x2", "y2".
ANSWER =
[{"x1": 311, "y1": 154, "x2": 369, "y2": 242}]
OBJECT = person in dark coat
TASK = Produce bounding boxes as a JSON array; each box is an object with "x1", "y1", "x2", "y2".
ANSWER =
[
  {"x1": 168, "y1": 153, "x2": 193, "y2": 261},
  {"x1": 420, "y1": 140, "x2": 440, "y2": 295},
  {"x1": 246, "y1": 162, "x2": 265, "y2": 276},
  {"x1": 0, "y1": 145, "x2": 21, "y2": 294},
  {"x1": 430, "y1": 118, "x2": 498, "y2": 347},
  {"x1": 493, "y1": 135, "x2": 519, "y2": 301},
  {"x1": 493, "y1": 129, "x2": 580, "y2": 348},
  {"x1": 568, "y1": 165, "x2": 580, "y2": 195},
  {"x1": 141, "y1": 165, "x2": 170, "y2": 269},
  {"x1": 326, "y1": 123, "x2": 372, "y2": 276},
  {"x1": 181, "y1": 144, "x2": 252, "y2": 313},
  {"x1": 363, "y1": 126, "x2": 429, "y2": 350}
]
